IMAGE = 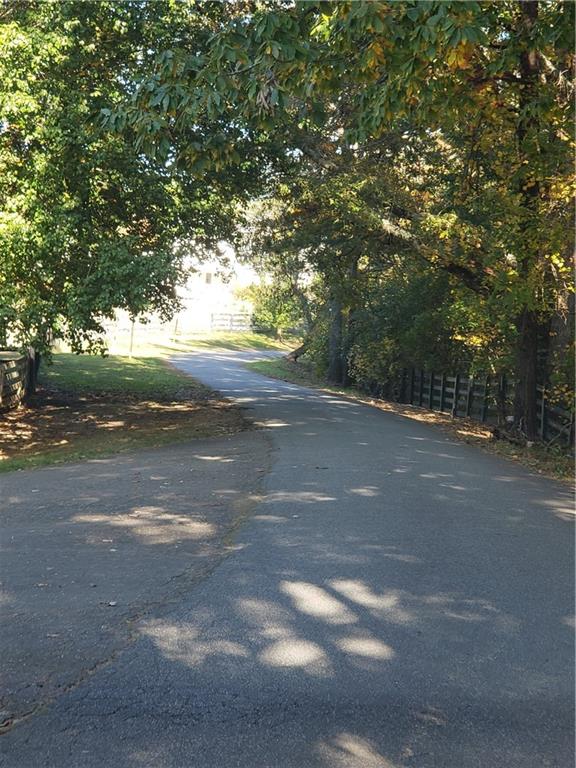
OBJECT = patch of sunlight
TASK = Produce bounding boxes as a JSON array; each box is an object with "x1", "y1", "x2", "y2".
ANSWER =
[
  {"x1": 254, "y1": 419, "x2": 291, "y2": 428},
  {"x1": 147, "y1": 403, "x2": 198, "y2": 412},
  {"x1": 0, "y1": 589, "x2": 14, "y2": 607},
  {"x1": 260, "y1": 638, "x2": 326, "y2": 668},
  {"x1": 193, "y1": 455, "x2": 235, "y2": 462},
  {"x1": 236, "y1": 597, "x2": 332, "y2": 675},
  {"x1": 261, "y1": 491, "x2": 337, "y2": 504},
  {"x1": 415, "y1": 450, "x2": 462, "y2": 460},
  {"x1": 330, "y1": 580, "x2": 414, "y2": 625},
  {"x1": 237, "y1": 597, "x2": 294, "y2": 629},
  {"x1": 336, "y1": 636, "x2": 394, "y2": 660},
  {"x1": 443, "y1": 610, "x2": 490, "y2": 622},
  {"x1": 348, "y1": 487, "x2": 380, "y2": 498},
  {"x1": 281, "y1": 581, "x2": 357, "y2": 625},
  {"x1": 382, "y1": 552, "x2": 421, "y2": 564},
  {"x1": 422, "y1": 594, "x2": 518, "y2": 631},
  {"x1": 316, "y1": 732, "x2": 397, "y2": 768},
  {"x1": 456, "y1": 427, "x2": 490, "y2": 440},
  {"x1": 538, "y1": 498, "x2": 576, "y2": 519},
  {"x1": 143, "y1": 620, "x2": 248, "y2": 665},
  {"x1": 73, "y1": 506, "x2": 216, "y2": 545}
]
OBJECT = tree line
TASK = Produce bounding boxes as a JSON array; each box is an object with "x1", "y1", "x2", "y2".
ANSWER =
[{"x1": 1, "y1": 1, "x2": 573, "y2": 440}]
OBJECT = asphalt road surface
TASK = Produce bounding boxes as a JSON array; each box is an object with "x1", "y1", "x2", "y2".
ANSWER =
[{"x1": 2, "y1": 349, "x2": 574, "y2": 768}]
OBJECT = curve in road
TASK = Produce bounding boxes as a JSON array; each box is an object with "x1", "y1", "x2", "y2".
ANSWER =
[{"x1": 2, "y1": 349, "x2": 574, "y2": 768}]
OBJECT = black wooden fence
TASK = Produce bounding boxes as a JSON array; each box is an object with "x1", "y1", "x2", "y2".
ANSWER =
[{"x1": 400, "y1": 368, "x2": 574, "y2": 447}]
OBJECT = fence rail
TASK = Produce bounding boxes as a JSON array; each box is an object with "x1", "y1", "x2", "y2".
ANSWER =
[
  {"x1": 400, "y1": 368, "x2": 574, "y2": 447},
  {"x1": 210, "y1": 312, "x2": 251, "y2": 332},
  {"x1": 0, "y1": 350, "x2": 37, "y2": 411}
]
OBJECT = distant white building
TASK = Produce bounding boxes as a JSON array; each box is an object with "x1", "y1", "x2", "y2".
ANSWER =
[
  {"x1": 174, "y1": 248, "x2": 257, "y2": 333},
  {"x1": 102, "y1": 245, "x2": 258, "y2": 351}
]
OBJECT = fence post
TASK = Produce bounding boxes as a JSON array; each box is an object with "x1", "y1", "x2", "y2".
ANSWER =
[
  {"x1": 399, "y1": 369, "x2": 407, "y2": 403},
  {"x1": 25, "y1": 348, "x2": 37, "y2": 396},
  {"x1": 128, "y1": 320, "x2": 135, "y2": 358},
  {"x1": 497, "y1": 373, "x2": 507, "y2": 424},
  {"x1": 539, "y1": 387, "x2": 547, "y2": 441},
  {"x1": 429, "y1": 371, "x2": 435, "y2": 410},
  {"x1": 481, "y1": 375, "x2": 490, "y2": 422},
  {"x1": 439, "y1": 374, "x2": 446, "y2": 412},
  {"x1": 419, "y1": 369, "x2": 424, "y2": 406},
  {"x1": 452, "y1": 373, "x2": 460, "y2": 417},
  {"x1": 466, "y1": 375, "x2": 474, "y2": 417}
]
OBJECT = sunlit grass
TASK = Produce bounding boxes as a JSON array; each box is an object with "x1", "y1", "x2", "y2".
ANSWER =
[
  {"x1": 106, "y1": 330, "x2": 298, "y2": 358},
  {"x1": 247, "y1": 358, "x2": 320, "y2": 387},
  {"x1": 41, "y1": 353, "x2": 208, "y2": 398},
  {"x1": 177, "y1": 331, "x2": 297, "y2": 351}
]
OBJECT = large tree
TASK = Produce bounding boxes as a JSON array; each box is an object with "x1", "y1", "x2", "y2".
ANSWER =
[
  {"x1": 127, "y1": 0, "x2": 574, "y2": 438},
  {"x1": 0, "y1": 1, "x2": 243, "y2": 353}
]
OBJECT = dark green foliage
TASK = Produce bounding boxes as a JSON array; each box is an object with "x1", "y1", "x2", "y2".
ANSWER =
[
  {"x1": 1, "y1": 2, "x2": 573, "y2": 441},
  {"x1": 0, "y1": 2, "x2": 240, "y2": 353}
]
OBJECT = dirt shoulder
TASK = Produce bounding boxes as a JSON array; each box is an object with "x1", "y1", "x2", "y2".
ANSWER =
[
  {"x1": 0, "y1": 431, "x2": 270, "y2": 732},
  {"x1": 0, "y1": 357, "x2": 247, "y2": 473}
]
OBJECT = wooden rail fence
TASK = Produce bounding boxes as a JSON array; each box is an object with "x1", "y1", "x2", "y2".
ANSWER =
[
  {"x1": 210, "y1": 312, "x2": 251, "y2": 331},
  {"x1": 400, "y1": 368, "x2": 574, "y2": 447},
  {"x1": 0, "y1": 350, "x2": 37, "y2": 411}
]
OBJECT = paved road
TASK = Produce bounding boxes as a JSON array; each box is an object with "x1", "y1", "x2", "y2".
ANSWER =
[
  {"x1": 2, "y1": 350, "x2": 574, "y2": 767},
  {"x1": 0, "y1": 431, "x2": 269, "y2": 730}
]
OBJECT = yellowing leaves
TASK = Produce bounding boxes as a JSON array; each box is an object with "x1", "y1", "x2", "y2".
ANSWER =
[
  {"x1": 368, "y1": 40, "x2": 386, "y2": 64},
  {"x1": 445, "y1": 41, "x2": 475, "y2": 70}
]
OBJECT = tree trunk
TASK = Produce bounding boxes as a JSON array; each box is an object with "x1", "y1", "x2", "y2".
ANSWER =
[
  {"x1": 290, "y1": 280, "x2": 314, "y2": 332},
  {"x1": 513, "y1": 0, "x2": 541, "y2": 439},
  {"x1": 327, "y1": 297, "x2": 344, "y2": 385},
  {"x1": 513, "y1": 308, "x2": 539, "y2": 439},
  {"x1": 341, "y1": 258, "x2": 359, "y2": 388},
  {"x1": 286, "y1": 340, "x2": 308, "y2": 362}
]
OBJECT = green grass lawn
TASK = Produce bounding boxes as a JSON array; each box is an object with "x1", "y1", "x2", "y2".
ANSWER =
[
  {"x1": 41, "y1": 353, "x2": 208, "y2": 399},
  {"x1": 106, "y1": 330, "x2": 298, "y2": 358},
  {"x1": 246, "y1": 357, "x2": 321, "y2": 388},
  {"x1": 176, "y1": 331, "x2": 297, "y2": 352}
]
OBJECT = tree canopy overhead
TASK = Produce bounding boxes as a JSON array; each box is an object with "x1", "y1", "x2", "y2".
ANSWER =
[
  {"x1": 1, "y1": 1, "x2": 573, "y2": 438},
  {"x1": 0, "y1": 1, "x2": 255, "y2": 353}
]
